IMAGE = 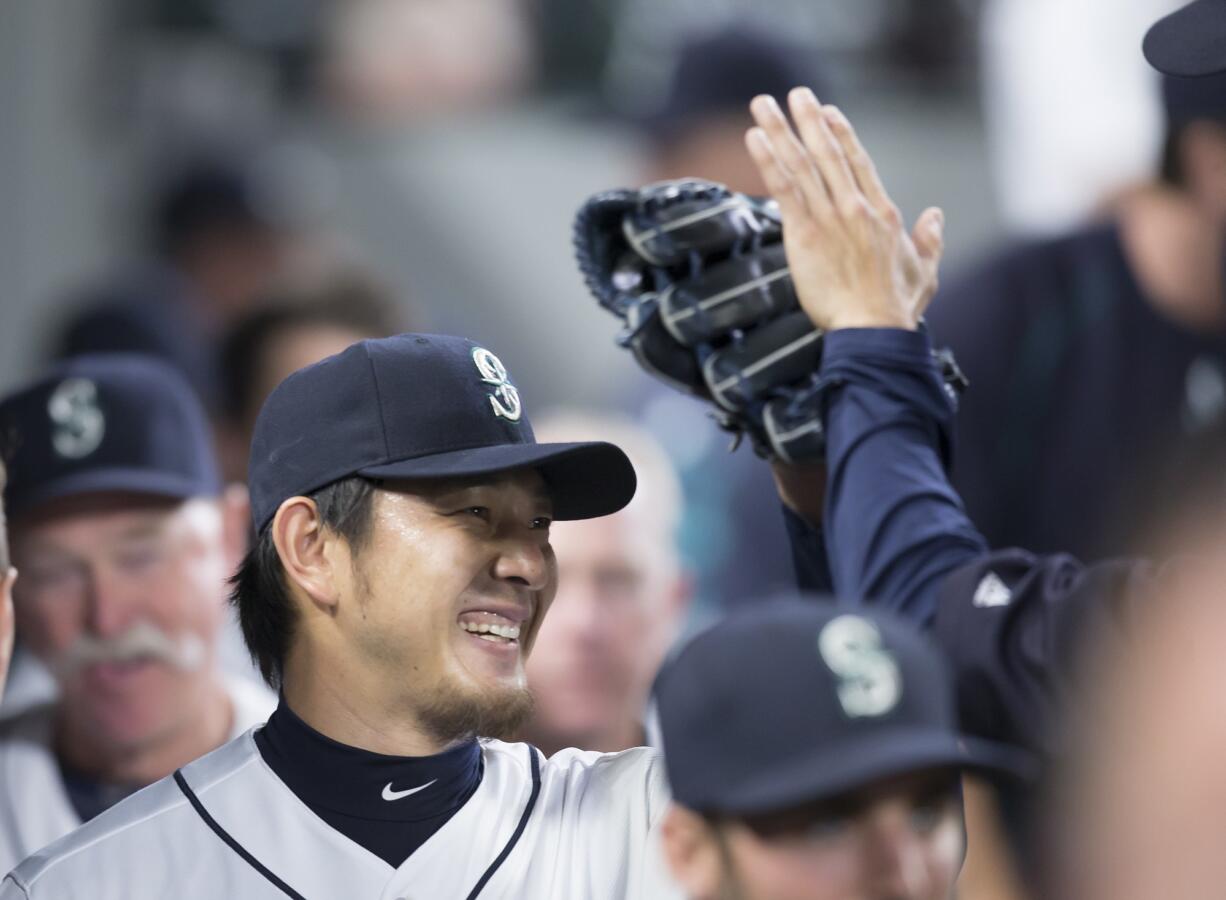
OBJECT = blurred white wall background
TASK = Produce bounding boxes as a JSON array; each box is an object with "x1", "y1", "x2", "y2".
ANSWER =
[{"x1": 981, "y1": 0, "x2": 1186, "y2": 233}]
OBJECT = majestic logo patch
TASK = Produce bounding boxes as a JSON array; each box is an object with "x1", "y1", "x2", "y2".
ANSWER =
[
  {"x1": 817, "y1": 615, "x2": 902, "y2": 718},
  {"x1": 47, "y1": 378, "x2": 105, "y2": 459},
  {"x1": 972, "y1": 572, "x2": 1013, "y2": 609},
  {"x1": 472, "y1": 347, "x2": 522, "y2": 422}
]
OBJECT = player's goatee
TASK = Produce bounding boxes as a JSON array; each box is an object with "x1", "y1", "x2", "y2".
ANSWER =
[{"x1": 418, "y1": 683, "x2": 536, "y2": 744}]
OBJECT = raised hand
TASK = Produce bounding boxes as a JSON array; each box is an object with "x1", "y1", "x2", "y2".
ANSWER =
[{"x1": 745, "y1": 87, "x2": 945, "y2": 332}]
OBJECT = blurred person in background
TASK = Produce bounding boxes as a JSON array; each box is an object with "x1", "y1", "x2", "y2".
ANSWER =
[
  {"x1": 521, "y1": 412, "x2": 690, "y2": 756},
  {"x1": 615, "y1": 26, "x2": 835, "y2": 616},
  {"x1": 0, "y1": 355, "x2": 273, "y2": 874},
  {"x1": 54, "y1": 156, "x2": 301, "y2": 413},
  {"x1": 321, "y1": 0, "x2": 534, "y2": 122},
  {"x1": 216, "y1": 269, "x2": 406, "y2": 483},
  {"x1": 929, "y1": 70, "x2": 1226, "y2": 562},
  {"x1": 655, "y1": 600, "x2": 1016, "y2": 900},
  {"x1": 980, "y1": 0, "x2": 1180, "y2": 234},
  {"x1": 626, "y1": 28, "x2": 830, "y2": 196},
  {"x1": 0, "y1": 463, "x2": 14, "y2": 705},
  {"x1": 1050, "y1": 505, "x2": 1226, "y2": 900}
]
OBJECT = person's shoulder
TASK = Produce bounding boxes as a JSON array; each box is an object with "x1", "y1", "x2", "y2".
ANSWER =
[
  {"x1": 934, "y1": 222, "x2": 1115, "y2": 310},
  {"x1": 5, "y1": 772, "x2": 188, "y2": 892},
  {"x1": 539, "y1": 743, "x2": 662, "y2": 777},
  {"x1": 489, "y1": 740, "x2": 669, "y2": 822},
  {"x1": 483, "y1": 740, "x2": 664, "y2": 790},
  {"x1": 6, "y1": 732, "x2": 260, "y2": 893}
]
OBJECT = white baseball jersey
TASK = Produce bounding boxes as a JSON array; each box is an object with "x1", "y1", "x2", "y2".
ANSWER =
[
  {"x1": 0, "y1": 677, "x2": 274, "y2": 876},
  {"x1": 1, "y1": 730, "x2": 681, "y2": 899}
]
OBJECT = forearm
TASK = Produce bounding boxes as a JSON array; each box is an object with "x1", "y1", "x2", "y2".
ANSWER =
[
  {"x1": 820, "y1": 328, "x2": 987, "y2": 626},
  {"x1": 781, "y1": 503, "x2": 834, "y2": 594}
]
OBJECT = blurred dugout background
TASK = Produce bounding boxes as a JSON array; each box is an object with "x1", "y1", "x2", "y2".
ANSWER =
[{"x1": 0, "y1": 0, "x2": 1182, "y2": 612}]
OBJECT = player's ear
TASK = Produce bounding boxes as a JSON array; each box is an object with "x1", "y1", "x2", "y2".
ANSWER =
[
  {"x1": 660, "y1": 805, "x2": 724, "y2": 900},
  {"x1": 271, "y1": 496, "x2": 343, "y2": 613}
]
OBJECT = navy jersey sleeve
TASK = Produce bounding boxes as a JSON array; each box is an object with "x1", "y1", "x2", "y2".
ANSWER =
[
  {"x1": 932, "y1": 549, "x2": 1154, "y2": 753},
  {"x1": 819, "y1": 328, "x2": 987, "y2": 626},
  {"x1": 813, "y1": 327, "x2": 1156, "y2": 752}
]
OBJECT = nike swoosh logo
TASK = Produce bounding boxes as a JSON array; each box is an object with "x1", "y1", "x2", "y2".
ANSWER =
[{"x1": 381, "y1": 779, "x2": 437, "y2": 802}]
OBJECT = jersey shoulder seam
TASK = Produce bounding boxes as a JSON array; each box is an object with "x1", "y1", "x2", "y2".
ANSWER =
[{"x1": 21, "y1": 745, "x2": 262, "y2": 887}]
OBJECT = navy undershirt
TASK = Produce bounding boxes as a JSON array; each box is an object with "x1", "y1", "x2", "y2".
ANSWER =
[
  {"x1": 59, "y1": 762, "x2": 140, "y2": 823},
  {"x1": 254, "y1": 701, "x2": 483, "y2": 867}
]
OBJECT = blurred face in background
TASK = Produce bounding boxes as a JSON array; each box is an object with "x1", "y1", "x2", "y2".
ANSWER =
[
  {"x1": 652, "y1": 116, "x2": 770, "y2": 196},
  {"x1": 179, "y1": 223, "x2": 290, "y2": 323},
  {"x1": 524, "y1": 476, "x2": 687, "y2": 753},
  {"x1": 1178, "y1": 119, "x2": 1226, "y2": 224},
  {"x1": 1053, "y1": 532, "x2": 1226, "y2": 900},
  {"x1": 248, "y1": 323, "x2": 372, "y2": 430},
  {"x1": 11, "y1": 492, "x2": 237, "y2": 753},
  {"x1": 220, "y1": 320, "x2": 382, "y2": 484},
  {"x1": 664, "y1": 769, "x2": 965, "y2": 900}
]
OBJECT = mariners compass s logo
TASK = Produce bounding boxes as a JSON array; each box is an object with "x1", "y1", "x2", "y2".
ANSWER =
[
  {"x1": 47, "y1": 378, "x2": 105, "y2": 459},
  {"x1": 472, "y1": 347, "x2": 522, "y2": 422}
]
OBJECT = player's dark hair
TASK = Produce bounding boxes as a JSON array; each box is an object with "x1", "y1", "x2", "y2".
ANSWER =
[
  {"x1": 219, "y1": 274, "x2": 402, "y2": 429},
  {"x1": 229, "y1": 476, "x2": 378, "y2": 688}
]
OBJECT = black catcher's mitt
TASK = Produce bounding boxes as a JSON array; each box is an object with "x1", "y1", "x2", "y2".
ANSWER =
[{"x1": 573, "y1": 178, "x2": 966, "y2": 462}]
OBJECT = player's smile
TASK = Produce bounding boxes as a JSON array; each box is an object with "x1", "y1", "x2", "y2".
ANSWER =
[{"x1": 456, "y1": 603, "x2": 534, "y2": 665}]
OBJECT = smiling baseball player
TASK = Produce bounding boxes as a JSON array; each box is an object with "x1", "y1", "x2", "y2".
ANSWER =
[{"x1": 2, "y1": 333, "x2": 681, "y2": 899}]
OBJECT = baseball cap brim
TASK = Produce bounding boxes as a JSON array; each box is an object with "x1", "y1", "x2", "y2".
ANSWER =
[
  {"x1": 7, "y1": 467, "x2": 221, "y2": 522},
  {"x1": 357, "y1": 440, "x2": 636, "y2": 521},
  {"x1": 707, "y1": 726, "x2": 1037, "y2": 817},
  {"x1": 1143, "y1": 0, "x2": 1226, "y2": 76}
]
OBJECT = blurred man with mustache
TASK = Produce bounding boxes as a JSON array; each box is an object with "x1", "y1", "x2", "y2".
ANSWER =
[{"x1": 0, "y1": 355, "x2": 272, "y2": 873}]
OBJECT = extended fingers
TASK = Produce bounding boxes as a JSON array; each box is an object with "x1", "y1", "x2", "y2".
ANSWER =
[
  {"x1": 787, "y1": 88, "x2": 860, "y2": 215},
  {"x1": 823, "y1": 105, "x2": 899, "y2": 224},
  {"x1": 912, "y1": 207, "x2": 945, "y2": 263},
  {"x1": 911, "y1": 207, "x2": 945, "y2": 316},
  {"x1": 745, "y1": 127, "x2": 809, "y2": 223},
  {"x1": 749, "y1": 94, "x2": 832, "y2": 219}
]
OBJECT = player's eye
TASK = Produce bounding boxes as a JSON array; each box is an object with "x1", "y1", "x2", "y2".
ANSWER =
[
  {"x1": 530, "y1": 516, "x2": 552, "y2": 531},
  {"x1": 461, "y1": 506, "x2": 491, "y2": 521}
]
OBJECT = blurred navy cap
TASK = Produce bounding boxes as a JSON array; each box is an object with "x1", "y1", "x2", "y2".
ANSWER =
[
  {"x1": 625, "y1": 28, "x2": 832, "y2": 142},
  {"x1": 1161, "y1": 70, "x2": 1226, "y2": 125},
  {"x1": 154, "y1": 156, "x2": 289, "y2": 254},
  {"x1": 1144, "y1": 0, "x2": 1226, "y2": 77},
  {"x1": 247, "y1": 333, "x2": 637, "y2": 533},
  {"x1": 655, "y1": 600, "x2": 1026, "y2": 816},
  {"x1": 0, "y1": 355, "x2": 221, "y2": 521}
]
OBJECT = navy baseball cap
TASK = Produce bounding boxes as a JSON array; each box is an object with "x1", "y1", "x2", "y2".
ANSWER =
[
  {"x1": 0, "y1": 354, "x2": 221, "y2": 521},
  {"x1": 655, "y1": 600, "x2": 1030, "y2": 816},
  {"x1": 247, "y1": 333, "x2": 637, "y2": 533},
  {"x1": 1144, "y1": 0, "x2": 1226, "y2": 76},
  {"x1": 622, "y1": 27, "x2": 832, "y2": 142}
]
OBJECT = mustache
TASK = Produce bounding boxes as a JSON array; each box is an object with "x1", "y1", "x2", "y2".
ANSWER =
[{"x1": 53, "y1": 620, "x2": 207, "y2": 677}]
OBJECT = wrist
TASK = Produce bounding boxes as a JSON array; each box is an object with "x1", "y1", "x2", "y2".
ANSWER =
[{"x1": 823, "y1": 314, "x2": 918, "y2": 332}]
